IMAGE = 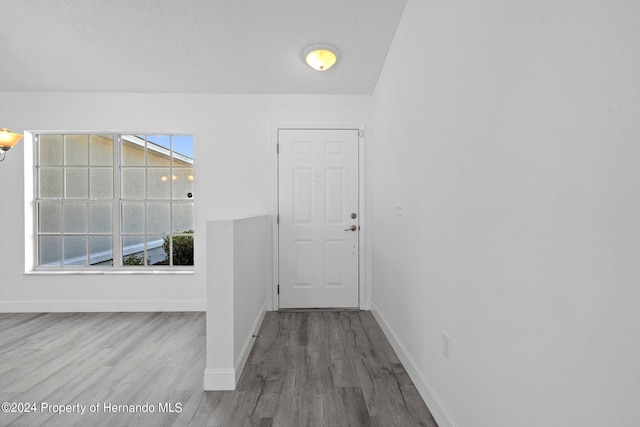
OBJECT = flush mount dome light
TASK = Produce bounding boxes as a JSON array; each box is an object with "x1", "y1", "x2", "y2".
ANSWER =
[{"x1": 304, "y1": 44, "x2": 339, "y2": 71}]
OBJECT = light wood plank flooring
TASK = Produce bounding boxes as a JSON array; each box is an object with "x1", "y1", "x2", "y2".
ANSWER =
[{"x1": 0, "y1": 311, "x2": 437, "y2": 426}]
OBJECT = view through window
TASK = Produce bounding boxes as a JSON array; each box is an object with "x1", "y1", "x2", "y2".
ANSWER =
[{"x1": 35, "y1": 134, "x2": 194, "y2": 268}]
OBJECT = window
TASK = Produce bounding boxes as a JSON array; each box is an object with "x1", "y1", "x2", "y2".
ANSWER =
[{"x1": 35, "y1": 133, "x2": 194, "y2": 269}]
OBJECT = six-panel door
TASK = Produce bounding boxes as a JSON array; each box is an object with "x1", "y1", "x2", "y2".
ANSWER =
[{"x1": 278, "y1": 129, "x2": 359, "y2": 308}]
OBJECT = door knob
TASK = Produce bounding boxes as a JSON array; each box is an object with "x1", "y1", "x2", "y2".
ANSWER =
[{"x1": 345, "y1": 225, "x2": 357, "y2": 232}]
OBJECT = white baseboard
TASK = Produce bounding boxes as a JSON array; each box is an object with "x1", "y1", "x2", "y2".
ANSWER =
[
  {"x1": 235, "y1": 300, "x2": 268, "y2": 384},
  {"x1": 370, "y1": 300, "x2": 457, "y2": 427},
  {"x1": 0, "y1": 299, "x2": 206, "y2": 313},
  {"x1": 203, "y1": 300, "x2": 268, "y2": 391},
  {"x1": 203, "y1": 368, "x2": 236, "y2": 391}
]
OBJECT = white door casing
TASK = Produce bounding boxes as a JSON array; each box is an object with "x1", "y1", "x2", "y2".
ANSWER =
[{"x1": 278, "y1": 129, "x2": 359, "y2": 308}]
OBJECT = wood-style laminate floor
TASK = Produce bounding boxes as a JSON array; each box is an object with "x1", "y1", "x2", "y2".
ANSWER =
[{"x1": 0, "y1": 311, "x2": 438, "y2": 427}]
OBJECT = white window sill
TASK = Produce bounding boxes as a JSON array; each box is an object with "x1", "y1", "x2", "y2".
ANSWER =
[{"x1": 25, "y1": 269, "x2": 195, "y2": 275}]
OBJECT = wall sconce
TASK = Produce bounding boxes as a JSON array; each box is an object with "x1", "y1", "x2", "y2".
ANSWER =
[
  {"x1": 304, "y1": 44, "x2": 339, "y2": 71},
  {"x1": 0, "y1": 128, "x2": 23, "y2": 162}
]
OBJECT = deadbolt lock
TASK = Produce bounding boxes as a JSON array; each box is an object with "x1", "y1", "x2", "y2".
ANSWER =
[{"x1": 351, "y1": 213, "x2": 357, "y2": 219}]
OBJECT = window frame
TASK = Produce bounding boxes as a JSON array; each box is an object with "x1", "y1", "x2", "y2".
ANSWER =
[{"x1": 32, "y1": 132, "x2": 195, "y2": 272}]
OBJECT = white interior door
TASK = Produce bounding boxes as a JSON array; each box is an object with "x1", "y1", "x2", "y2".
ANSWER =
[{"x1": 278, "y1": 129, "x2": 359, "y2": 308}]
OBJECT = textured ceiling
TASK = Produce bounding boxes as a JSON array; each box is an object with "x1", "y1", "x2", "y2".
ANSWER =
[{"x1": 0, "y1": 0, "x2": 407, "y2": 94}]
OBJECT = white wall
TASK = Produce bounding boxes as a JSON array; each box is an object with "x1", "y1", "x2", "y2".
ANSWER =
[
  {"x1": 0, "y1": 92, "x2": 370, "y2": 312},
  {"x1": 369, "y1": 1, "x2": 640, "y2": 426},
  {"x1": 205, "y1": 215, "x2": 271, "y2": 390}
]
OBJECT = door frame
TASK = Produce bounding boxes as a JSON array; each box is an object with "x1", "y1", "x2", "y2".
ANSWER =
[{"x1": 271, "y1": 124, "x2": 368, "y2": 311}]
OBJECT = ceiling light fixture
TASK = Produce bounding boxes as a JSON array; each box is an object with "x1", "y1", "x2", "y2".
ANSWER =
[
  {"x1": 0, "y1": 128, "x2": 23, "y2": 163},
  {"x1": 304, "y1": 44, "x2": 339, "y2": 71}
]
